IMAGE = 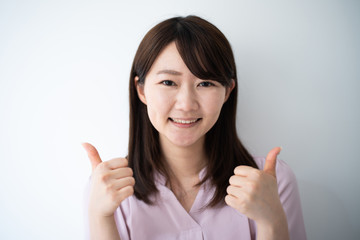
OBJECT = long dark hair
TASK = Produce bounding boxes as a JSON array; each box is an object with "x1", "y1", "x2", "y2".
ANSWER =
[{"x1": 128, "y1": 15, "x2": 258, "y2": 207}]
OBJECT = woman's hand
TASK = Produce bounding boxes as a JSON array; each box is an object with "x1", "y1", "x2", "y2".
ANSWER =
[
  {"x1": 83, "y1": 142, "x2": 135, "y2": 218},
  {"x1": 225, "y1": 147, "x2": 289, "y2": 239}
]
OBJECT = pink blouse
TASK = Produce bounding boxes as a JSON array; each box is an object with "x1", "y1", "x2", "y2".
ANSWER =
[{"x1": 85, "y1": 157, "x2": 307, "y2": 240}]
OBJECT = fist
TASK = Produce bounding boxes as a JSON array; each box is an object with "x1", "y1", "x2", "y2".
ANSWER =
[
  {"x1": 82, "y1": 142, "x2": 135, "y2": 217},
  {"x1": 225, "y1": 147, "x2": 284, "y2": 225}
]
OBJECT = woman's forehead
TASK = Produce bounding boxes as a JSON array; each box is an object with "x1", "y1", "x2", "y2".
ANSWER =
[{"x1": 148, "y1": 42, "x2": 192, "y2": 76}]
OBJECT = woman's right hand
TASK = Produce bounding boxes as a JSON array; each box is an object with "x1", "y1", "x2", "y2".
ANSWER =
[{"x1": 82, "y1": 142, "x2": 135, "y2": 218}]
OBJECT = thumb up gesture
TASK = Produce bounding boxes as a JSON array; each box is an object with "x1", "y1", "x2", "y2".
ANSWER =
[
  {"x1": 225, "y1": 147, "x2": 286, "y2": 226},
  {"x1": 82, "y1": 143, "x2": 135, "y2": 218}
]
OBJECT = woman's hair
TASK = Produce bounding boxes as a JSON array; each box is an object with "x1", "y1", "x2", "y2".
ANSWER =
[{"x1": 128, "y1": 15, "x2": 258, "y2": 207}]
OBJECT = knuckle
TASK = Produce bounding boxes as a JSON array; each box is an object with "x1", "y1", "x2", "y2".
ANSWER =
[
  {"x1": 105, "y1": 184, "x2": 114, "y2": 193},
  {"x1": 100, "y1": 173, "x2": 109, "y2": 182},
  {"x1": 246, "y1": 192, "x2": 255, "y2": 202},
  {"x1": 96, "y1": 162, "x2": 106, "y2": 172},
  {"x1": 239, "y1": 194, "x2": 250, "y2": 207},
  {"x1": 110, "y1": 193, "x2": 118, "y2": 202},
  {"x1": 122, "y1": 158, "x2": 129, "y2": 166},
  {"x1": 229, "y1": 176, "x2": 235, "y2": 184},
  {"x1": 251, "y1": 170, "x2": 261, "y2": 179},
  {"x1": 224, "y1": 195, "x2": 232, "y2": 205},
  {"x1": 121, "y1": 187, "x2": 134, "y2": 201},
  {"x1": 129, "y1": 177, "x2": 135, "y2": 186},
  {"x1": 236, "y1": 199, "x2": 247, "y2": 212},
  {"x1": 102, "y1": 161, "x2": 110, "y2": 169},
  {"x1": 234, "y1": 166, "x2": 242, "y2": 175},
  {"x1": 240, "y1": 201, "x2": 249, "y2": 212},
  {"x1": 126, "y1": 167, "x2": 133, "y2": 176},
  {"x1": 118, "y1": 187, "x2": 133, "y2": 202},
  {"x1": 116, "y1": 158, "x2": 128, "y2": 167},
  {"x1": 226, "y1": 185, "x2": 232, "y2": 194},
  {"x1": 128, "y1": 186, "x2": 134, "y2": 196},
  {"x1": 248, "y1": 182, "x2": 257, "y2": 191}
]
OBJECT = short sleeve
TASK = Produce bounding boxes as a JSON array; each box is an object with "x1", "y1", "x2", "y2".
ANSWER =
[
  {"x1": 114, "y1": 199, "x2": 131, "y2": 240},
  {"x1": 254, "y1": 157, "x2": 307, "y2": 240},
  {"x1": 276, "y1": 160, "x2": 307, "y2": 240}
]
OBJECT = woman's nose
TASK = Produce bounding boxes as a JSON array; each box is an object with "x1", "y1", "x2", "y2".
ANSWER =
[{"x1": 174, "y1": 86, "x2": 199, "y2": 112}]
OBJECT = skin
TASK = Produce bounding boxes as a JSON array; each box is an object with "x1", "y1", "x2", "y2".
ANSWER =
[{"x1": 83, "y1": 42, "x2": 289, "y2": 239}]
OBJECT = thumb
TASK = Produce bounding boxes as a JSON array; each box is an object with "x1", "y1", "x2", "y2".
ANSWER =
[
  {"x1": 263, "y1": 146, "x2": 282, "y2": 178},
  {"x1": 82, "y1": 142, "x2": 102, "y2": 172}
]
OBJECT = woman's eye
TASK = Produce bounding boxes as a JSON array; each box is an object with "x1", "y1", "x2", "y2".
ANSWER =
[
  {"x1": 161, "y1": 80, "x2": 175, "y2": 86},
  {"x1": 198, "y1": 81, "x2": 215, "y2": 87}
]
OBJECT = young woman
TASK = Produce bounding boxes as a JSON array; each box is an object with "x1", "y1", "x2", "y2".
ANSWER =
[{"x1": 83, "y1": 15, "x2": 306, "y2": 240}]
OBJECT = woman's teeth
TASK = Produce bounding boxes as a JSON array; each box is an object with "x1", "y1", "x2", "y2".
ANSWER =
[{"x1": 171, "y1": 118, "x2": 199, "y2": 124}]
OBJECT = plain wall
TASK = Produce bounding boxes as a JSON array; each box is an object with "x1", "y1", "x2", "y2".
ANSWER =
[{"x1": 0, "y1": 0, "x2": 359, "y2": 239}]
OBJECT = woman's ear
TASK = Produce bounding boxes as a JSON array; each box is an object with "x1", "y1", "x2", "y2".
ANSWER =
[
  {"x1": 224, "y1": 79, "x2": 235, "y2": 102},
  {"x1": 135, "y1": 76, "x2": 147, "y2": 105}
]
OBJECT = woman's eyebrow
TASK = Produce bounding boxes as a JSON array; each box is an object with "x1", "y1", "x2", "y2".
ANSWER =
[{"x1": 156, "y1": 69, "x2": 182, "y2": 75}]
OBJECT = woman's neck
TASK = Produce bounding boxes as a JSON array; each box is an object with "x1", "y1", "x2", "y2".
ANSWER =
[
  {"x1": 159, "y1": 135, "x2": 206, "y2": 212},
  {"x1": 159, "y1": 135, "x2": 206, "y2": 185}
]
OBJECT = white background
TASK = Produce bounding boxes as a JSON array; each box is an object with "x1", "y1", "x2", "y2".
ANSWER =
[{"x1": 0, "y1": 0, "x2": 359, "y2": 239}]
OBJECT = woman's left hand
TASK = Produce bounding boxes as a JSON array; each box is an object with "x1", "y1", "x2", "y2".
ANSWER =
[{"x1": 225, "y1": 147, "x2": 289, "y2": 238}]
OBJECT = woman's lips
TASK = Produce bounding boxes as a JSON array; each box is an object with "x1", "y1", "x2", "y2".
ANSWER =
[{"x1": 169, "y1": 118, "x2": 202, "y2": 127}]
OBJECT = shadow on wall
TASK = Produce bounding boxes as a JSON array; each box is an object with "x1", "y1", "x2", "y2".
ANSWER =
[{"x1": 300, "y1": 180, "x2": 355, "y2": 240}]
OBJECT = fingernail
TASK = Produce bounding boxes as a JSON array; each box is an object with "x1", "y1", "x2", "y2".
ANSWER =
[{"x1": 81, "y1": 142, "x2": 89, "y2": 151}]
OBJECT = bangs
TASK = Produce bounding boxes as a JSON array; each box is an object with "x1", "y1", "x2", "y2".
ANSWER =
[
  {"x1": 133, "y1": 16, "x2": 236, "y2": 87},
  {"x1": 174, "y1": 20, "x2": 235, "y2": 86}
]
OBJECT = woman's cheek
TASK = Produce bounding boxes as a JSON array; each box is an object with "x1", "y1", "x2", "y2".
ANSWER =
[
  {"x1": 201, "y1": 91, "x2": 226, "y2": 115},
  {"x1": 146, "y1": 90, "x2": 173, "y2": 124}
]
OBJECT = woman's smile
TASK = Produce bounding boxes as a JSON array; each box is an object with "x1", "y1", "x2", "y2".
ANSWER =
[{"x1": 169, "y1": 118, "x2": 202, "y2": 128}]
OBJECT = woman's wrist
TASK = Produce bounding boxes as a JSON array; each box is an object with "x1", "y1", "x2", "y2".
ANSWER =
[
  {"x1": 89, "y1": 213, "x2": 121, "y2": 240},
  {"x1": 89, "y1": 212, "x2": 115, "y2": 221},
  {"x1": 256, "y1": 211, "x2": 289, "y2": 240}
]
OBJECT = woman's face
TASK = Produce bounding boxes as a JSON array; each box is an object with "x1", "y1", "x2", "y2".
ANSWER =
[{"x1": 136, "y1": 42, "x2": 234, "y2": 149}]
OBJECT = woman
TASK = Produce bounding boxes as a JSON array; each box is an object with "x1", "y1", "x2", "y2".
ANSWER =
[{"x1": 83, "y1": 15, "x2": 306, "y2": 240}]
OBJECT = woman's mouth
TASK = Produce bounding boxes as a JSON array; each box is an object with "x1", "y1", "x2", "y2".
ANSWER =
[
  {"x1": 170, "y1": 118, "x2": 200, "y2": 124},
  {"x1": 169, "y1": 118, "x2": 202, "y2": 127}
]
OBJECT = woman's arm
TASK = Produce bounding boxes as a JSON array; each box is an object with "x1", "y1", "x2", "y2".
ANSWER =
[
  {"x1": 83, "y1": 143, "x2": 134, "y2": 240},
  {"x1": 225, "y1": 147, "x2": 290, "y2": 240},
  {"x1": 256, "y1": 210, "x2": 289, "y2": 240},
  {"x1": 89, "y1": 214, "x2": 121, "y2": 240}
]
